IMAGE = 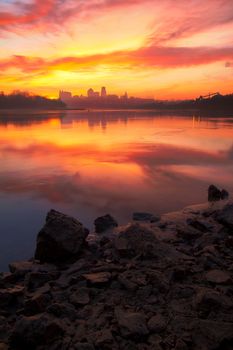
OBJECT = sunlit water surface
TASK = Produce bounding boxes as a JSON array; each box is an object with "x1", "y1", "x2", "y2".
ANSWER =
[{"x1": 0, "y1": 109, "x2": 233, "y2": 270}]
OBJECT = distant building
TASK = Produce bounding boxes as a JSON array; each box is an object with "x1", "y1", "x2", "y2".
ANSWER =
[
  {"x1": 87, "y1": 88, "x2": 100, "y2": 98},
  {"x1": 87, "y1": 88, "x2": 94, "y2": 98},
  {"x1": 101, "y1": 87, "x2": 107, "y2": 97},
  {"x1": 59, "y1": 90, "x2": 72, "y2": 102},
  {"x1": 120, "y1": 92, "x2": 128, "y2": 101}
]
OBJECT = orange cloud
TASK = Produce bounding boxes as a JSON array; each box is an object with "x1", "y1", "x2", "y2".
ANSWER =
[
  {"x1": 1, "y1": 46, "x2": 233, "y2": 75},
  {"x1": 1, "y1": 0, "x2": 233, "y2": 98}
]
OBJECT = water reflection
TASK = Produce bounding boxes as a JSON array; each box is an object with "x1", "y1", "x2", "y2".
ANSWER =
[{"x1": 0, "y1": 109, "x2": 233, "y2": 270}]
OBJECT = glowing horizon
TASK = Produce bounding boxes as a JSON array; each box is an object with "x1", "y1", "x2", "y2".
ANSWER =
[{"x1": 0, "y1": 0, "x2": 233, "y2": 99}]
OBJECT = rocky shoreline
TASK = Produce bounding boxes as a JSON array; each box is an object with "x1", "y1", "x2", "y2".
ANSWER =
[{"x1": 0, "y1": 196, "x2": 233, "y2": 350}]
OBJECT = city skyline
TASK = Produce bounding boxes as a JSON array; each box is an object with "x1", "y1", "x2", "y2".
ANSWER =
[{"x1": 59, "y1": 86, "x2": 155, "y2": 108}]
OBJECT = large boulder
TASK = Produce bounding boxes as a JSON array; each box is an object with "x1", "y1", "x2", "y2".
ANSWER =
[
  {"x1": 208, "y1": 185, "x2": 222, "y2": 202},
  {"x1": 35, "y1": 210, "x2": 89, "y2": 263},
  {"x1": 94, "y1": 214, "x2": 118, "y2": 233}
]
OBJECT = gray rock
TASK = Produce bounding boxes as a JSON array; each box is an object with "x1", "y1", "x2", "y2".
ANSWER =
[
  {"x1": 9, "y1": 261, "x2": 57, "y2": 274},
  {"x1": 70, "y1": 288, "x2": 90, "y2": 306},
  {"x1": 0, "y1": 285, "x2": 24, "y2": 308},
  {"x1": 215, "y1": 203, "x2": 233, "y2": 229},
  {"x1": 82, "y1": 272, "x2": 111, "y2": 285},
  {"x1": 35, "y1": 209, "x2": 89, "y2": 263},
  {"x1": 74, "y1": 343, "x2": 94, "y2": 350},
  {"x1": 47, "y1": 302, "x2": 77, "y2": 321},
  {"x1": 115, "y1": 307, "x2": 148, "y2": 338},
  {"x1": 176, "y1": 224, "x2": 203, "y2": 240},
  {"x1": 94, "y1": 214, "x2": 118, "y2": 233},
  {"x1": 208, "y1": 185, "x2": 222, "y2": 202},
  {"x1": 25, "y1": 271, "x2": 58, "y2": 291},
  {"x1": 94, "y1": 329, "x2": 113, "y2": 347},
  {"x1": 10, "y1": 314, "x2": 64, "y2": 349},
  {"x1": 221, "y1": 189, "x2": 229, "y2": 200},
  {"x1": 24, "y1": 292, "x2": 51, "y2": 316},
  {"x1": 186, "y1": 218, "x2": 211, "y2": 233},
  {"x1": 205, "y1": 269, "x2": 231, "y2": 284},
  {"x1": 114, "y1": 224, "x2": 158, "y2": 258},
  {"x1": 147, "y1": 314, "x2": 167, "y2": 332}
]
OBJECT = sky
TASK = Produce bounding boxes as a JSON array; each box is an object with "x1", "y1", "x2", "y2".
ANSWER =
[{"x1": 0, "y1": 0, "x2": 233, "y2": 99}]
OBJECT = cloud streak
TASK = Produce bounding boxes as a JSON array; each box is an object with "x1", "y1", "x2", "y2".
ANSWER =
[{"x1": 1, "y1": 45, "x2": 233, "y2": 77}]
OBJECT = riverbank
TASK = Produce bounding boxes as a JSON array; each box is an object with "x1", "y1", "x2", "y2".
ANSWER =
[{"x1": 0, "y1": 199, "x2": 233, "y2": 350}]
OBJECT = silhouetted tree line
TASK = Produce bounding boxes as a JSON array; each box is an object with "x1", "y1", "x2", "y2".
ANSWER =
[
  {"x1": 195, "y1": 93, "x2": 233, "y2": 111},
  {"x1": 146, "y1": 93, "x2": 233, "y2": 113},
  {"x1": 0, "y1": 91, "x2": 66, "y2": 109}
]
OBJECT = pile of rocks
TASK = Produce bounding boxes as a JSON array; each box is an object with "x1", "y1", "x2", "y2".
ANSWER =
[{"x1": 0, "y1": 199, "x2": 233, "y2": 349}]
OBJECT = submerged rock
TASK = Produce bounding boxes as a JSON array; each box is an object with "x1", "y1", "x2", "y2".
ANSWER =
[
  {"x1": 94, "y1": 214, "x2": 118, "y2": 233},
  {"x1": 35, "y1": 209, "x2": 89, "y2": 263}
]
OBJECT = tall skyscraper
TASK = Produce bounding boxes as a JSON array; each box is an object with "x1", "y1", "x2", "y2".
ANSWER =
[{"x1": 101, "y1": 87, "x2": 107, "y2": 97}]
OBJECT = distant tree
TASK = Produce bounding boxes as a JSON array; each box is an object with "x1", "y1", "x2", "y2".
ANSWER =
[{"x1": 0, "y1": 91, "x2": 66, "y2": 109}]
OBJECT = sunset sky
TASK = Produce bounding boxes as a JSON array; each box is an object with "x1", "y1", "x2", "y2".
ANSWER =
[{"x1": 0, "y1": 0, "x2": 233, "y2": 99}]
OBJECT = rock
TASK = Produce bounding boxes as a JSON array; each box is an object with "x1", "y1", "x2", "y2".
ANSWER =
[
  {"x1": 221, "y1": 189, "x2": 229, "y2": 200},
  {"x1": 35, "y1": 209, "x2": 89, "y2": 263},
  {"x1": 186, "y1": 218, "x2": 211, "y2": 233},
  {"x1": 208, "y1": 185, "x2": 222, "y2": 202},
  {"x1": 0, "y1": 316, "x2": 10, "y2": 342},
  {"x1": 174, "y1": 339, "x2": 189, "y2": 350},
  {"x1": 118, "y1": 272, "x2": 138, "y2": 291},
  {"x1": 192, "y1": 319, "x2": 233, "y2": 350},
  {"x1": 114, "y1": 224, "x2": 158, "y2": 258},
  {"x1": 70, "y1": 288, "x2": 90, "y2": 306},
  {"x1": 47, "y1": 302, "x2": 77, "y2": 321},
  {"x1": 215, "y1": 203, "x2": 233, "y2": 229},
  {"x1": 94, "y1": 214, "x2": 118, "y2": 233},
  {"x1": 10, "y1": 314, "x2": 64, "y2": 349},
  {"x1": 25, "y1": 271, "x2": 57, "y2": 291},
  {"x1": 9, "y1": 261, "x2": 34, "y2": 276},
  {"x1": 0, "y1": 286, "x2": 24, "y2": 308},
  {"x1": 94, "y1": 329, "x2": 113, "y2": 347},
  {"x1": 24, "y1": 292, "x2": 51, "y2": 316},
  {"x1": 147, "y1": 314, "x2": 167, "y2": 332},
  {"x1": 176, "y1": 224, "x2": 203, "y2": 240},
  {"x1": 82, "y1": 272, "x2": 111, "y2": 285},
  {"x1": 195, "y1": 289, "x2": 231, "y2": 317},
  {"x1": 133, "y1": 212, "x2": 160, "y2": 222},
  {"x1": 115, "y1": 307, "x2": 149, "y2": 338},
  {"x1": 205, "y1": 269, "x2": 231, "y2": 284},
  {"x1": 74, "y1": 343, "x2": 94, "y2": 350}
]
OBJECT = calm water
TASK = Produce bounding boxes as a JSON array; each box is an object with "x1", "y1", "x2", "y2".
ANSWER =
[{"x1": 0, "y1": 109, "x2": 233, "y2": 270}]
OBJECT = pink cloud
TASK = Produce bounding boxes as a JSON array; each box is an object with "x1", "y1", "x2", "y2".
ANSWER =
[{"x1": 0, "y1": 0, "x2": 233, "y2": 40}]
